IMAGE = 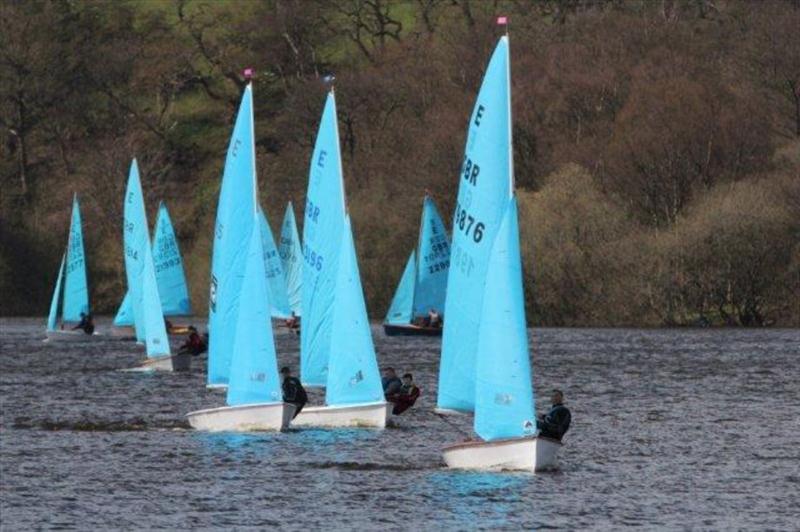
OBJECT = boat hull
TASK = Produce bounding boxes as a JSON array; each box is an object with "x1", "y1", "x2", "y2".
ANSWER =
[
  {"x1": 186, "y1": 402, "x2": 296, "y2": 432},
  {"x1": 45, "y1": 330, "x2": 101, "y2": 343},
  {"x1": 383, "y1": 323, "x2": 442, "y2": 337},
  {"x1": 108, "y1": 326, "x2": 136, "y2": 338},
  {"x1": 138, "y1": 353, "x2": 192, "y2": 372},
  {"x1": 291, "y1": 402, "x2": 391, "y2": 428},
  {"x1": 442, "y1": 436, "x2": 562, "y2": 472}
]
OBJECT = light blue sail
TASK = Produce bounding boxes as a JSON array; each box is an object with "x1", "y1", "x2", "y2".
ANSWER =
[
  {"x1": 384, "y1": 252, "x2": 416, "y2": 324},
  {"x1": 113, "y1": 292, "x2": 133, "y2": 326},
  {"x1": 141, "y1": 242, "x2": 171, "y2": 358},
  {"x1": 123, "y1": 159, "x2": 149, "y2": 343},
  {"x1": 438, "y1": 36, "x2": 513, "y2": 412},
  {"x1": 326, "y1": 217, "x2": 384, "y2": 406},
  {"x1": 114, "y1": 202, "x2": 191, "y2": 326},
  {"x1": 46, "y1": 255, "x2": 65, "y2": 331},
  {"x1": 279, "y1": 202, "x2": 302, "y2": 316},
  {"x1": 474, "y1": 199, "x2": 535, "y2": 440},
  {"x1": 208, "y1": 83, "x2": 257, "y2": 387},
  {"x1": 301, "y1": 91, "x2": 346, "y2": 387},
  {"x1": 412, "y1": 196, "x2": 450, "y2": 318},
  {"x1": 227, "y1": 224, "x2": 283, "y2": 406},
  {"x1": 257, "y1": 207, "x2": 292, "y2": 318},
  {"x1": 63, "y1": 195, "x2": 89, "y2": 322},
  {"x1": 151, "y1": 202, "x2": 192, "y2": 316}
]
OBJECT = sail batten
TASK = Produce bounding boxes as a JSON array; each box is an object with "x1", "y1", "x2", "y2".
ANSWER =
[
  {"x1": 279, "y1": 202, "x2": 302, "y2": 316},
  {"x1": 438, "y1": 36, "x2": 513, "y2": 413},
  {"x1": 301, "y1": 92, "x2": 346, "y2": 387},
  {"x1": 207, "y1": 83, "x2": 257, "y2": 387}
]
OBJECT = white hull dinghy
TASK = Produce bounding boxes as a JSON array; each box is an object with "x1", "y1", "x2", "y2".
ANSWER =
[
  {"x1": 442, "y1": 436, "x2": 561, "y2": 472},
  {"x1": 292, "y1": 402, "x2": 391, "y2": 429},
  {"x1": 45, "y1": 329, "x2": 101, "y2": 343},
  {"x1": 139, "y1": 353, "x2": 192, "y2": 372},
  {"x1": 187, "y1": 402, "x2": 296, "y2": 432}
]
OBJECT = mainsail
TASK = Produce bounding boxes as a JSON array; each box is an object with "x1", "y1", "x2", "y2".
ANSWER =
[
  {"x1": 438, "y1": 36, "x2": 513, "y2": 413},
  {"x1": 207, "y1": 83, "x2": 257, "y2": 387},
  {"x1": 63, "y1": 195, "x2": 89, "y2": 322},
  {"x1": 279, "y1": 202, "x2": 302, "y2": 316},
  {"x1": 412, "y1": 196, "x2": 450, "y2": 318},
  {"x1": 123, "y1": 159, "x2": 149, "y2": 343},
  {"x1": 301, "y1": 91, "x2": 346, "y2": 387}
]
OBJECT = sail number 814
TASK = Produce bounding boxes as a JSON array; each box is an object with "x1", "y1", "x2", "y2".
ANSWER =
[{"x1": 454, "y1": 202, "x2": 485, "y2": 243}]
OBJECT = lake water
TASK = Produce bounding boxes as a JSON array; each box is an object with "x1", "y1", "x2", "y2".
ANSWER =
[{"x1": 1, "y1": 318, "x2": 798, "y2": 530}]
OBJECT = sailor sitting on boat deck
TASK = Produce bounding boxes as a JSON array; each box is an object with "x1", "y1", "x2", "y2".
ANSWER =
[
  {"x1": 386, "y1": 373, "x2": 421, "y2": 415},
  {"x1": 425, "y1": 309, "x2": 442, "y2": 328},
  {"x1": 280, "y1": 366, "x2": 307, "y2": 419},
  {"x1": 382, "y1": 367, "x2": 402, "y2": 396},
  {"x1": 284, "y1": 311, "x2": 299, "y2": 330},
  {"x1": 537, "y1": 389, "x2": 571, "y2": 441},
  {"x1": 72, "y1": 312, "x2": 95, "y2": 335},
  {"x1": 178, "y1": 326, "x2": 207, "y2": 356}
]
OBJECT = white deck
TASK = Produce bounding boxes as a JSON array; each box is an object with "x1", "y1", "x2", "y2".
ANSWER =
[
  {"x1": 442, "y1": 436, "x2": 562, "y2": 472},
  {"x1": 186, "y1": 402, "x2": 296, "y2": 432},
  {"x1": 291, "y1": 402, "x2": 391, "y2": 429}
]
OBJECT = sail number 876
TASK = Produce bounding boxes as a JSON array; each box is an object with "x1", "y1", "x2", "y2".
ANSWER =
[{"x1": 454, "y1": 202, "x2": 485, "y2": 243}]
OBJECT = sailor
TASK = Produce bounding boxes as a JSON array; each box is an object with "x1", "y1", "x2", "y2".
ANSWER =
[
  {"x1": 72, "y1": 312, "x2": 95, "y2": 335},
  {"x1": 179, "y1": 326, "x2": 206, "y2": 356},
  {"x1": 280, "y1": 366, "x2": 307, "y2": 419},
  {"x1": 427, "y1": 308, "x2": 441, "y2": 328},
  {"x1": 381, "y1": 367, "x2": 402, "y2": 396},
  {"x1": 387, "y1": 373, "x2": 421, "y2": 415},
  {"x1": 537, "y1": 389, "x2": 571, "y2": 441}
]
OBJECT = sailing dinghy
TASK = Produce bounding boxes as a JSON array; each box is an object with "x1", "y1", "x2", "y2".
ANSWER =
[
  {"x1": 111, "y1": 201, "x2": 193, "y2": 338},
  {"x1": 187, "y1": 80, "x2": 295, "y2": 431},
  {"x1": 278, "y1": 201, "x2": 302, "y2": 318},
  {"x1": 439, "y1": 34, "x2": 561, "y2": 471},
  {"x1": 293, "y1": 88, "x2": 390, "y2": 428},
  {"x1": 383, "y1": 194, "x2": 450, "y2": 336},
  {"x1": 45, "y1": 195, "x2": 100, "y2": 342},
  {"x1": 123, "y1": 159, "x2": 190, "y2": 372}
]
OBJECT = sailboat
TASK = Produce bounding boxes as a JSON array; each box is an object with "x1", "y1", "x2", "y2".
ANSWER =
[
  {"x1": 111, "y1": 201, "x2": 193, "y2": 337},
  {"x1": 206, "y1": 79, "x2": 259, "y2": 389},
  {"x1": 293, "y1": 87, "x2": 390, "y2": 428},
  {"x1": 439, "y1": 34, "x2": 561, "y2": 471},
  {"x1": 257, "y1": 205, "x2": 292, "y2": 318},
  {"x1": 123, "y1": 159, "x2": 190, "y2": 372},
  {"x1": 383, "y1": 194, "x2": 451, "y2": 336},
  {"x1": 45, "y1": 195, "x2": 99, "y2": 342},
  {"x1": 186, "y1": 215, "x2": 295, "y2": 431},
  {"x1": 278, "y1": 201, "x2": 302, "y2": 318}
]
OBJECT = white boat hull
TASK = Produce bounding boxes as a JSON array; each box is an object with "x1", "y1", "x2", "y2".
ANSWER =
[
  {"x1": 186, "y1": 402, "x2": 296, "y2": 432},
  {"x1": 291, "y1": 402, "x2": 391, "y2": 428},
  {"x1": 108, "y1": 326, "x2": 135, "y2": 338},
  {"x1": 45, "y1": 330, "x2": 101, "y2": 343},
  {"x1": 442, "y1": 436, "x2": 562, "y2": 472},
  {"x1": 134, "y1": 353, "x2": 192, "y2": 372}
]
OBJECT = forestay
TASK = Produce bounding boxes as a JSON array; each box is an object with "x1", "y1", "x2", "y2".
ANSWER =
[
  {"x1": 473, "y1": 199, "x2": 535, "y2": 440},
  {"x1": 207, "y1": 83, "x2": 258, "y2": 387},
  {"x1": 257, "y1": 206, "x2": 291, "y2": 318},
  {"x1": 63, "y1": 195, "x2": 89, "y2": 323},
  {"x1": 279, "y1": 202, "x2": 302, "y2": 316},
  {"x1": 438, "y1": 36, "x2": 513, "y2": 413},
  {"x1": 301, "y1": 91, "x2": 346, "y2": 387},
  {"x1": 226, "y1": 224, "x2": 283, "y2": 406},
  {"x1": 384, "y1": 252, "x2": 416, "y2": 325},
  {"x1": 326, "y1": 217, "x2": 384, "y2": 406}
]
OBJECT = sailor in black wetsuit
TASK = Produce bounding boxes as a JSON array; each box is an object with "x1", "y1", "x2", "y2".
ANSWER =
[
  {"x1": 280, "y1": 366, "x2": 308, "y2": 419},
  {"x1": 537, "y1": 389, "x2": 571, "y2": 441},
  {"x1": 72, "y1": 312, "x2": 95, "y2": 335}
]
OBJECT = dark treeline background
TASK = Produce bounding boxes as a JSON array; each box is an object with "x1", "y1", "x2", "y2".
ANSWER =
[{"x1": 1, "y1": 0, "x2": 798, "y2": 326}]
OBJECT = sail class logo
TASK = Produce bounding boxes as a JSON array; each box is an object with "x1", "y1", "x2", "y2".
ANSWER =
[
  {"x1": 349, "y1": 370, "x2": 364, "y2": 386},
  {"x1": 250, "y1": 372, "x2": 266, "y2": 382},
  {"x1": 523, "y1": 420, "x2": 535, "y2": 434}
]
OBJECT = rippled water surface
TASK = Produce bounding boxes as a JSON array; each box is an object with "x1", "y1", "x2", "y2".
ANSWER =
[{"x1": 1, "y1": 318, "x2": 798, "y2": 530}]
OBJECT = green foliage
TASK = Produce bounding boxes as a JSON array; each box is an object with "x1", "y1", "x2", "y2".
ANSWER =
[{"x1": 1, "y1": 0, "x2": 798, "y2": 326}]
